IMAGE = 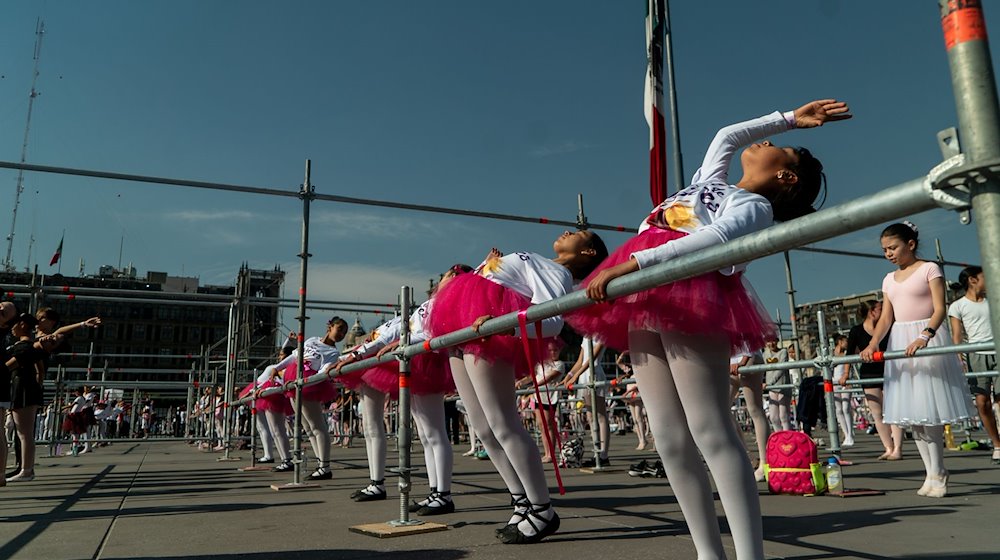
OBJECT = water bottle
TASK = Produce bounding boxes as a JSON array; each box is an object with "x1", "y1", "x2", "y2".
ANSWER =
[{"x1": 825, "y1": 457, "x2": 844, "y2": 495}]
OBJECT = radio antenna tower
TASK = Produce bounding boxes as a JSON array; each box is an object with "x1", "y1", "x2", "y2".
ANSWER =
[{"x1": 5, "y1": 19, "x2": 46, "y2": 272}]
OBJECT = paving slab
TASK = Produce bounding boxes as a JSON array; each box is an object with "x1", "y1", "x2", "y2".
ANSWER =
[{"x1": 2, "y1": 429, "x2": 998, "y2": 560}]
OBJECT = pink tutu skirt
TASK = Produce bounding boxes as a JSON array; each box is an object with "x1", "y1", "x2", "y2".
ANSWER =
[
  {"x1": 429, "y1": 273, "x2": 560, "y2": 376},
  {"x1": 253, "y1": 379, "x2": 293, "y2": 416},
  {"x1": 336, "y1": 367, "x2": 366, "y2": 391},
  {"x1": 362, "y1": 351, "x2": 456, "y2": 398},
  {"x1": 283, "y1": 363, "x2": 337, "y2": 403},
  {"x1": 565, "y1": 227, "x2": 776, "y2": 354}
]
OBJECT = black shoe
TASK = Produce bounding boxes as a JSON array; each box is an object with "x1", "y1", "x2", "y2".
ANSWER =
[
  {"x1": 307, "y1": 468, "x2": 332, "y2": 480},
  {"x1": 496, "y1": 494, "x2": 529, "y2": 536},
  {"x1": 353, "y1": 480, "x2": 387, "y2": 502},
  {"x1": 273, "y1": 461, "x2": 293, "y2": 473},
  {"x1": 580, "y1": 457, "x2": 610, "y2": 468},
  {"x1": 498, "y1": 503, "x2": 560, "y2": 544},
  {"x1": 256, "y1": 457, "x2": 274, "y2": 464},
  {"x1": 417, "y1": 492, "x2": 455, "y2": 516},
  {"x1": 409, "y1": 487, "x2": 437, "y2": 512},
  {"x1": 654, "y1": 460, "x2": 667, "y2": 479},
  {"x1": 627, "y1": 460, "x2": 650, "y2": 477},
  {"x1": 5, "y1": 467, "x2": 22, "y2": 479}
]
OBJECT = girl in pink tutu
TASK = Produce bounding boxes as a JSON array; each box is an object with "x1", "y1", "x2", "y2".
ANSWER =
[
  {"x1": 568, "y1": 100, "x2": 850, "y2": 560},
  {"x1": 428, "y1": 232, "x2": 608, "y2": 544},
  {"x1": 249, "y1": 343, "x2": 296, "y2": 469},
  {"x1": 260, "y1": 317, "x2": 348, "y2": 480},
  {"x1": 335, "y1": 265, "x2": 469, "y2": 511}
]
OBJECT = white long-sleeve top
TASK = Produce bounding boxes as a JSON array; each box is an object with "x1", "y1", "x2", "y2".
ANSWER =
[
  {"x1": 632, "y1": 111, "x2": 794, "y2": 275},
  {"x1": 257, "y1": 336, "x2": 340, "y2": 383},
  {"x1": 476, "y1": 252, "x2": 573, "y2": 338},
  {"x1": 349, "y1": 300, "x2": 435, "y2": 359}
]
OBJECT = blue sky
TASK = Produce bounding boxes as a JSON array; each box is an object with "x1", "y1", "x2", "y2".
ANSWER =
[{"x1": 1, "y1": 1, "x2": 996, "y2": 338}]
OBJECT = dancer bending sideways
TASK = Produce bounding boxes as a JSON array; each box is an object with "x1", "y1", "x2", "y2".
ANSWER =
[
  {"x1": 568, "y1": 100, "x2": 850, "y2": 559},
  {"x1": 429, "y1": 231, "x2": 608, "y2": 544},
  {"x1": 260, "y1": 317, "x2": 348, "y2": 480},
  {"x1": 861, "y1": 222, "x2": 972, "y2": 497},
  {"x1": 335, "y1": 264, "x2": 469, "y2": 513}
]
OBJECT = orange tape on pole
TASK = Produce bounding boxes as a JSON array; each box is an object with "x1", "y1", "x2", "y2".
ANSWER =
[
  {"x1": 399, "y1": 375, "x2": 409, "y2": 389},
  {"x1": 942, "y1": 0, "x2": 987, "y2": 50},
  {"x1": 823, "y1": 381, "x2": 834, "y2": 393}
]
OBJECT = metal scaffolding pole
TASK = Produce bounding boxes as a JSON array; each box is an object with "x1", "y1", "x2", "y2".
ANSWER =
[
  {"x1": 391, "y1": 286, "x2": 419, "y2": 526},
  {"x1": 939, "y1": 0, "x2": 1000, "y2": 382},
  {"x1": 273, "y1": 160, "x2": 316, "y2": 491},
  {"x1": 816, "y1": 310, "x2": 841, "y2": 455},
  {"x1": 220, "y1": 301, "x2": 239, "y2": 461},
  {"x1": 784, "y1": 251, "x2": 800, "y2": 356}
]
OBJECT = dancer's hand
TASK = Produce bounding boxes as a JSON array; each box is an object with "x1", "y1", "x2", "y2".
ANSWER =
[
  {"x1": 471, "y1": 315, "x2": 492, "y2": 334},
  {"x1": 905, "y1": 337, "x2": 927, "y2": 357},
  {"x1": 376, "y1": 341, "x2": 399, "y2": 359},
  {"x1": 335, "y1": 354, "x2": 357, "y2": 373},
  {"x1": 586, "y1": 259, "x2": 639, "y2": 301},
  {"x1": 859, "y1": 344, "x2": 877, "y2": 362},
  {"x1": 793, "y1": 99, "x2": 852, "y2": 128}
]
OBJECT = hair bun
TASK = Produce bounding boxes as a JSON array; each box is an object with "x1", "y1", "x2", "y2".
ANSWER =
[{"x1": 902, "y1": 220, "x2": 919, "y2": 235}]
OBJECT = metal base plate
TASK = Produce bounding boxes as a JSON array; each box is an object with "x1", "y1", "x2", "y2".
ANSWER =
[
  {"x1": 349, "y1": 521, "x2": 448, "y2": 538},
  {"x1": 216, "y1": 456, "x2": 242, "y2": 462}
]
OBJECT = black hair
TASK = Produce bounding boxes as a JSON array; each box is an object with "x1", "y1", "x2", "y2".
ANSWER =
[
  {"x1": 880, "y1": 221, "x2": 920, "y2": 251},
  {"x1": 856, "y1": 299, "x2": 880, "y2": 322},
  {"x1": 771, "y1": 147, "x2": 826, "y2": 222},
  {"x1": 574, "y1": 231, "x2": 609, "y2": 280},
  {"x1": 327, "y1": 316, "x2": 348, "y2": 329},
  {"x1": 952, "y1": 265, "x2": 983, "y2": 292},
  {"x1": 449, "y1": 264, "x2": 473, "y2": 275},
  {"x1": 36, "y1": 307, "x2": 60, "y2": 324}
]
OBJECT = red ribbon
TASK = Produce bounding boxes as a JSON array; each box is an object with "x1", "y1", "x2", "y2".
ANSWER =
[{"x1": 517, "y1": 310, "x2": 565, "y2": 495}]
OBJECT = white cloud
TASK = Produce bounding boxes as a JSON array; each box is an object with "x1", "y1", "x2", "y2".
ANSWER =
[
  {"x1": 165, "y1": 209, "x2": 259, "y2": 222},
  {"x1": 310, "y1": 208, "x2": 475, "y2": 240}
]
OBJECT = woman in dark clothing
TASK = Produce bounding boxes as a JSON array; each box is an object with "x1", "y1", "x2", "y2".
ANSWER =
[
  {"x1": 846, "y1": 300, "x2": 902, "y2": 460},
  {"x1": 6, "y1": 314, "x2": 63, "y2": 482}
]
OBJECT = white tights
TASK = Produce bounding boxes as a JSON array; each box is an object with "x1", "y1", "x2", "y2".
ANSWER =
[
  {"x1": 911, "y1": 425, "x2": 946, "y2": 478},
  {"x1": 449, "y1": 353, "x2": 550, "y2": 505},
  {"x1": 264, "y1": 410, "x2": 290, "y2": 461},
  {"x1": 731, "y1": 373, "x2": 769, "y2": 466},
  {"x1": 255, "y1": 412, "x2": 276, "y2": 460},
  {"x1": 360, "y1": 384, "x2": 388, "y2": 481},
  {"x1": 767, "y1": 391, "x2": 792, "y2": 432},
  {"x1": 298, "y1": 400, "x2": 331, "y2": 469},
  {"x1": 631, "y1": 329, "x2": 763, "y2": 560},
  {"x1": 833, "y1": 394, "x2": 854, "y2": 442},
  {"x1": 412, "y1": 393, "x2": 453, "y2": 493}
]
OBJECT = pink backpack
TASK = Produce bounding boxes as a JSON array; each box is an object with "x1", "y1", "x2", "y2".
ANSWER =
[{"x1": 763, "y1": 431, "x2": 827, "y2": 495}]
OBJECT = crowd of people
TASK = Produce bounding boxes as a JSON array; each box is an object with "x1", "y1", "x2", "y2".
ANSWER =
[{"x1": 5, "y1": 98, "x2": 998, "y2": 560}]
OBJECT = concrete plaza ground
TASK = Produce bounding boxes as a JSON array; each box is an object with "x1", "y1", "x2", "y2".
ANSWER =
[{"x1": 2, "y1": 429, "x2": 998, "y2": 559}]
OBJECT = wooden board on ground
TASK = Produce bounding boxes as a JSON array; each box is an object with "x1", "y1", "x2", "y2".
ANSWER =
[{"x1": 349, "y1": 521, "x2": 449, "y2": 538}]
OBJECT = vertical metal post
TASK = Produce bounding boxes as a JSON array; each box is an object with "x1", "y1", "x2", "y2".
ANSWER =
[
  {"x1": 249, "y1": 368, "x2": 258, "y2": 467},
  {"x1": 816, "y1": 310, "x2": 841, "y2": 456},
  {"x1": 210, "y1": 366, "x2": 219, "y2": 447},
  {"x1": 392, "y1": 286, "x2": 420, "y2": 526},
  {"x1": 85, "y1": 342, "x2": 95, "y2": 383},
  {"x1": 663, "y1": 0, "x2": 684, "y2": 193},
  {"x1": 585, "y1": 337, "x2": 603, "y2": 470},
  {"x1": 129, "y1": 387, "x2": 139, "y2": 439},
  {"x1": 939, "y1": 1, "x2": 1000, "y2": 375},
  {"x1": 291, "y1": 159, "x2": 314, "y2": 485},
  {"x1": 47, "y1": 365, "x2": 64, "y2": 457},
  {"x1": 186, "y1": 364, "x2": 195, "y2": 439},
  {"x1": 784, "y1": 252, "x2": 801, "y2": 356},
  {"x1": 221, "y1": 301, "x2": 237, "y2": 459}
]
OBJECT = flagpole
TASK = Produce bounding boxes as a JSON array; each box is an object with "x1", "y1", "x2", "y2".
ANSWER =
[{"x1": 663, "y1": 0, "x2": 684, "y2": 194}]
